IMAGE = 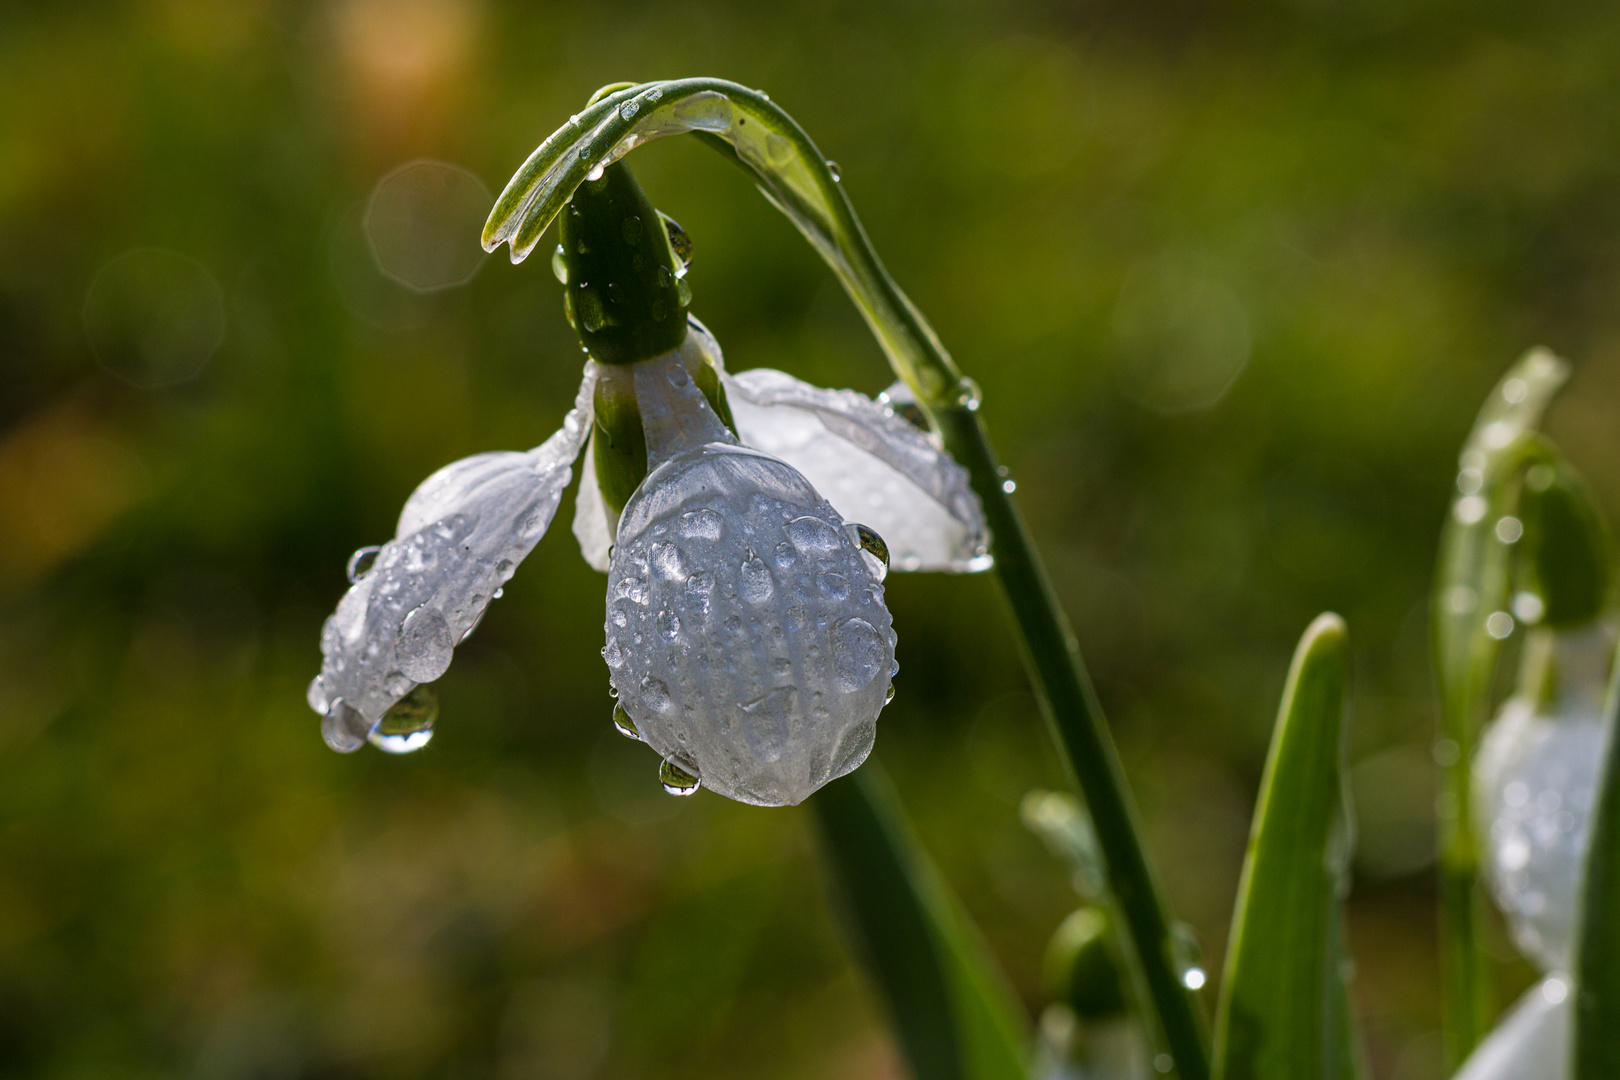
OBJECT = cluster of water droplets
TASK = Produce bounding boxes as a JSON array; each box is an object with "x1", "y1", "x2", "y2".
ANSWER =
[{"x1": 601, "y1": 354, "x2": 897, "y2": 805}]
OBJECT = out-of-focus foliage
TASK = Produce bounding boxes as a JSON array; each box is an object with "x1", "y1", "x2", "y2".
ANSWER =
[{"x1": 4, "y1": 1, "x2": 1620, "y2": 1078}]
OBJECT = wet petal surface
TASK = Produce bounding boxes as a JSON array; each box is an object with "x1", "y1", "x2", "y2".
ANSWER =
[{"x1": 724, "y1": 368, "x2": 988, "y2": 572}]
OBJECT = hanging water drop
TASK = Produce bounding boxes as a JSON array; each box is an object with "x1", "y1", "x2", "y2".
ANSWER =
[
  {"x1": 613, "y1": 702, "x2": 641, "y2": 740},
  {"x1": 676, "y1": 278, "x2": 692, "y2": 307},
  {"x1": 551, "y1": 244, "x2": 569, "y2": 284},
  {"x1": 346, "y1": 545, "x2": 382, "y2": 583},
  {"x1": 845, "y1": 523, "x2": 890, "y2": 582},
  {"x1": 884, "y1": 684, "x2": 896, "y2": 704},
  {"x1": 585, "y1": 162, "x2": 606, "y2": 182},
  {"x1": 322, "y1": 698, "x2": 370, "y2": 753},
  {"x1": 825, "y1": 160, "x2": 842, "y2": 181},
  {"x1": 660, "y1": 758, "x2": 700, "y2": 796},
  {"x1": 660, "y1": 212, "x2": 692, "y2": 273},
  {"x1": 396, "y1": 605, "x2": 454, "y2": 682},
  {"x1": 370, "y1": 685, "x2": 438, "y2": 753}
]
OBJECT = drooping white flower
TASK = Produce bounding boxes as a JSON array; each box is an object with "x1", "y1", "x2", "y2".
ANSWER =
[
  {"x1": 1451, "y1": 976, "x2": 1572, "y2": 1080},
  {"x1": 1472, "y1": 621, "x2": 1616, "y2": 973},
  {"x1": 309, "y1": 329, "x2": 986, "y2": 804}
]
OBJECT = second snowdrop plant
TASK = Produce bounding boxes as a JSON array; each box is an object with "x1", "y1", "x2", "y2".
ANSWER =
[{"x1": 309, "y1": 157, "x2": 987, "y2": 806}]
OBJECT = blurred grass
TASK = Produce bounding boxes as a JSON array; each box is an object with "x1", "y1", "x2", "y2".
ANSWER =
[{"x1": 5, "y1": 0, "x2": 1620, "y2": 1077}]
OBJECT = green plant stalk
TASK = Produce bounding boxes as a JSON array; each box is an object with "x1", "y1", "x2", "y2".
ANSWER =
[
  {"x1": 1573, "y1": 635, "x2": 1620, "y2": 1079},
  {"x1": 482, "y1": 78, "x2": 1210, "y2": 1080},
  {"x1": 1428, "y1": 349, "x2": 1568, "y2": 1067}
]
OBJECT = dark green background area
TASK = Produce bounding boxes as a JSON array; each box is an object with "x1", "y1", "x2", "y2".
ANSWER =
[{"x1": 2, "y1": 1, "x2": 1617, "y2": 1077}]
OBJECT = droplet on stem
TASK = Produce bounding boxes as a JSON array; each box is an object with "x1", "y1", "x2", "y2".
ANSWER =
[{"x1": 346, "y1": 546, "x2": 382, "y2": 583}]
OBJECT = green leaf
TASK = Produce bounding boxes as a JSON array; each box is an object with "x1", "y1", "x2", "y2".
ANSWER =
[
  {"x1": 1573, "y1": 636, "x2": 1620, "y2": 1079},
  {"x1": 811, "y1": 767, "x2": 1029, "y2": 1080},
  {"x1": 1521, "y1": 459, "x2": 1615, "y2": 629},
  {"x1": 1431, "y1": 347, "x2": 1569, "y2": 1065},
  {"x1": 1214, "y1": 614, "x2": 1358, "y2": 1080}
]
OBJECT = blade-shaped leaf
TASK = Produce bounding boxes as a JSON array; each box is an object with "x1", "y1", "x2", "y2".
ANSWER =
[
  {"x1": 812, "y1": 767, "x2": 1029, "y2": 1080},
  {"x1": 1573, "y1": 636, "x2": 1620, "y2": 1079},
  {"x1": 1214, "y1": 614, "x2": 1358, "y2": 1080},
  {"x1": 1432, "y1": 348, "x2": 1569, "y2": 1064}
]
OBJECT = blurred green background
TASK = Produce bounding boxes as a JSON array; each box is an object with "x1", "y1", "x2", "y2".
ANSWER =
[{"x1": 4, "y1": 1, "x2": 1620, "y2": 1077}]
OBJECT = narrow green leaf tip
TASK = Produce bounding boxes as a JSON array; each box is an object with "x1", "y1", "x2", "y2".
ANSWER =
[
  {"x1": 1573, "y1": 635, "x2": 1620, "y2": 1080},
  {"x1": 1215, "y1": 613, "x2": 1358, "y2": 1080}
]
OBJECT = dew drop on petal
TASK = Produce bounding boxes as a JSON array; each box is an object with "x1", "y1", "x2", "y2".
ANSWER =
[
  {"x1": 832, "y1": 618, "x2": 885, "y2": 692},
  {"x1": 845, "y1": 523, "x2": 890, "y2": 582},
  {"x1": 657, "y1": 608, "x2": 681, "y2": 642},
  {"x1": 307, "y1": 675, "x2": 330, "y2": 715},
  {"x1": 786, "y1": 516, "x2": 842, "y2": 555},
  {"x1": 322, "y1": 698, "x2": 370, "y2": 753},
  {"x1": 738, "y1": 551, "x2": 774, "y2": 603},
  {"x1": 396, "y1": 606, "x2": 454, "y2": 682},
  {"x1": 660, "y1": 758, "x2": 700, "y2": 796},
  {"x1": 640, "y1": 674, "x2": 674, "y2": 714},
  {"x1": 650, "y1": 541, "x2": 687, "y2": 581},
  {"x1": 885, "y1": 684, "x2": 896, "y2": 705},
  {"x1": 370, "y1": 685, "x2": 437, "y2": 753},
  {"x1": 679, "y1": 508, "x2": 724, "y2": 541},
  {"x1": 346, "y1": 546, "x2": 382, "y2": 583},
  {"x1": 613, "y1": 702, "x2": 641, "y2": 740}
]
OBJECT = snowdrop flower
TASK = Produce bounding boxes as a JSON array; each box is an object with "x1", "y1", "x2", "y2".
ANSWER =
[
  {"x1": 1451, "y1": 975, "x2": 1572, "y2": 1080},
  {"x1": 308, "y1": 162, "x2": 988, "y2": 806},
  {"x1": 1473, "y1": 620, "x2": 1616, "y2": 972}
]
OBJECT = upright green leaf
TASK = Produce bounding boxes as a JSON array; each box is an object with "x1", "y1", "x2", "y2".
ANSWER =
[
  {"x1": 1573, "y1": 637, "x2": 1620, "y2": 1079},
  {"x1": 1431, "y1": 348, "x2": 1569, "y2": 1065},
  {"x1": 812, "y1": 767, "x2": 1029, "y2": 1080},
  {"x1": 1214, "y1": 614, "x2": 1357, "y2": 1080}
]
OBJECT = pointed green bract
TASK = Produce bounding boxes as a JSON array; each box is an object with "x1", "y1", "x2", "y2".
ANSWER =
[
  {"x1": 811, "y1": 768, "x2": 1029, "y2": 1080},
  {"x1": 1431, "y1": 348, "x2": 1569, "y2": 1065},
  {"x1": 1574, "y1": 638, "x2": 1620, "y2": 1079},
  {"x1": 1522, "y1": 459, "x2": 1615, "y2": 629},
  {"x1": 1214, "y1": 614, "x2": 1358, "y2": 1080}
]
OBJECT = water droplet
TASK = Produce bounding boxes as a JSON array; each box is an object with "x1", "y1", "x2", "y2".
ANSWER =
[
  {"x1": 657, "y1": 608, "x2": 681, "y2": 642},
  {"x1": 1513, "y1": 591, "x2": 1545, "y2": 624},
  {"x1": 833, "y1": 618, "x2": 884, "y2": 692},
  {"x1": 612, "y1": 702, "x2": 640, "y2": 740},
  {"x1": 685, "y1": 571, "x2": 714, "y2": 617},
  {"x1": 679, "y1": 508, "x2": 724, "y2": 541},
  {"x1": 845, "y1": 523, "x2": 889, "y2": 582},
  {"x1": 1001, "y1": 478, "x2": 1017, "y2": 494},
  {"x1": 955, "y1": 377, "x2": 982, "y2": 411},
  {"x1": 585, "y1": 162, "x2": 606, "y2": 182},
  {"x1": 306, "y1": 676, "x2": 330, "y2": 714},
  {"x1": 346, "y1": 545, "x2": 382, "y2": 583},
  {"x1": 660, "y1": 758, "x2": 700, "y2": 796},
  {"x1": 773, "y1": 542, "x2": 798, "y2": 570},
  {"x1": 619, "y1": 99, "x2": 641, "y2": 120},
  {"x1": 650, "y1": 541, "x2": 687, "y2": 581},
  {"x1": 884, "y1": 685, "x2": 896, "y2": 704},
  {"x1": 322, "y1": 698, "x2": 370, "y2": 753},
  {"x1": 576, "y1": 286, "x2": 606, "y2": 332},
  {"x1": 371, "y1": 685, "x2": 438, "y2": 753},
  {"x1": 1457, "y1": 467, "x2": 1483, "y2": 494},
  {"x1": 787, "y1": 515, "x2": 842, "y2": 555},
  {"x1": 1182, "y1": 966, "x2": 1207, "y2": 990},
  {"x1": 621, "y1": 214, "x2": 643, "y2": 245},
  {"x1": 396, "y1": 606, "x2": 454, "y2": 682},
  {"x1": 492, "y1": 587, "x2": 504, "y2": 599},
  {"x1": 817, "y1": 572, "x2": 850, "y2": 601},
  {"x1": 1454, "y1": 494, "x2": 1487, "y2": 525},
  {"x1": 1503, "y1": 377, "x2": 1529, "y2": 404},
  {"x1": 551, "y1": 244, "x2": 569, "y2": 284},
  {"x1": 676, "y1": 278, "x2": 692, "y2": 307},
  {"x1": 1486, "y1": 611, "x2": 1515, "y2": 639},
  {"x1": 1496, "y1": 516, "x2": 1524, "y2": 543},
  {"x1": 739, "y1": 551, "x2": 774, "y2": 603},
  {"x1": 825, "y1": 160, "x2": 841, "y2": 181},
  {"x1": 662, "y1": 214, "x2": 692, "y2": 273},
  {"x1": 640, "y1": 674, "x2": 674, "y2": 714}
]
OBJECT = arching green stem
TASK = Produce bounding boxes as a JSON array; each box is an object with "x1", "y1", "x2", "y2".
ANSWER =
[{"x1": 486, "y1": 78, "x2": 1211, "y2": 1080}]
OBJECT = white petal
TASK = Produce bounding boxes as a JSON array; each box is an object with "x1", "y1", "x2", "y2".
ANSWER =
[
  {"x1": 312, "y1": 366, "x2": 597, "y2": 745},
  {"x1": 1453, "y1": 977, "x2": 1572, "y2": 1080},
  {"x1": 724, "y1": 368, "x2": 989, "y2": 572},
  {"x1": 604, "y1": 440, "x2": 896, "y2": 807},
  {"x1": 571, "y1": 437, "x2": 614, "y2": 573}
]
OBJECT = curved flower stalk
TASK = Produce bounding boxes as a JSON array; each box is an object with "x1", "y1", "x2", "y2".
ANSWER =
[
  {"x1": 309, "y1": 158, "x2": 985, "y2": 807},
  {"x1": 484, "y1": 78, "x2": 1210, "y2": 1077}
]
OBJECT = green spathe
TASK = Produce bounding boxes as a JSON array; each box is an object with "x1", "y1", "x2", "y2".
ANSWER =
[{"x1": 557, "y1": 161, "x2": 689, "y2": 365}]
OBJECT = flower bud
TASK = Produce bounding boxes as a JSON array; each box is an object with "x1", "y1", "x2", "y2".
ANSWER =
[
  {"x1": 1044, "y1": 907, "x2": 1129, "y2": 1020},
  {"x1": 1521, "y1": 459, "x2": 1614, "y2": 628}
]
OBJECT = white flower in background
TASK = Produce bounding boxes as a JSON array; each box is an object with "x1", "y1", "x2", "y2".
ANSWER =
[
  {"x1": 1472, "y1": 621, "x2": 1616, "y2": 972},
  {"x1": 308, "y1": 161, "x2": 987, "y2": 806},
  {"x1": 1452, "y1": 976, "x2": 1572, "y2": 1080}
]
